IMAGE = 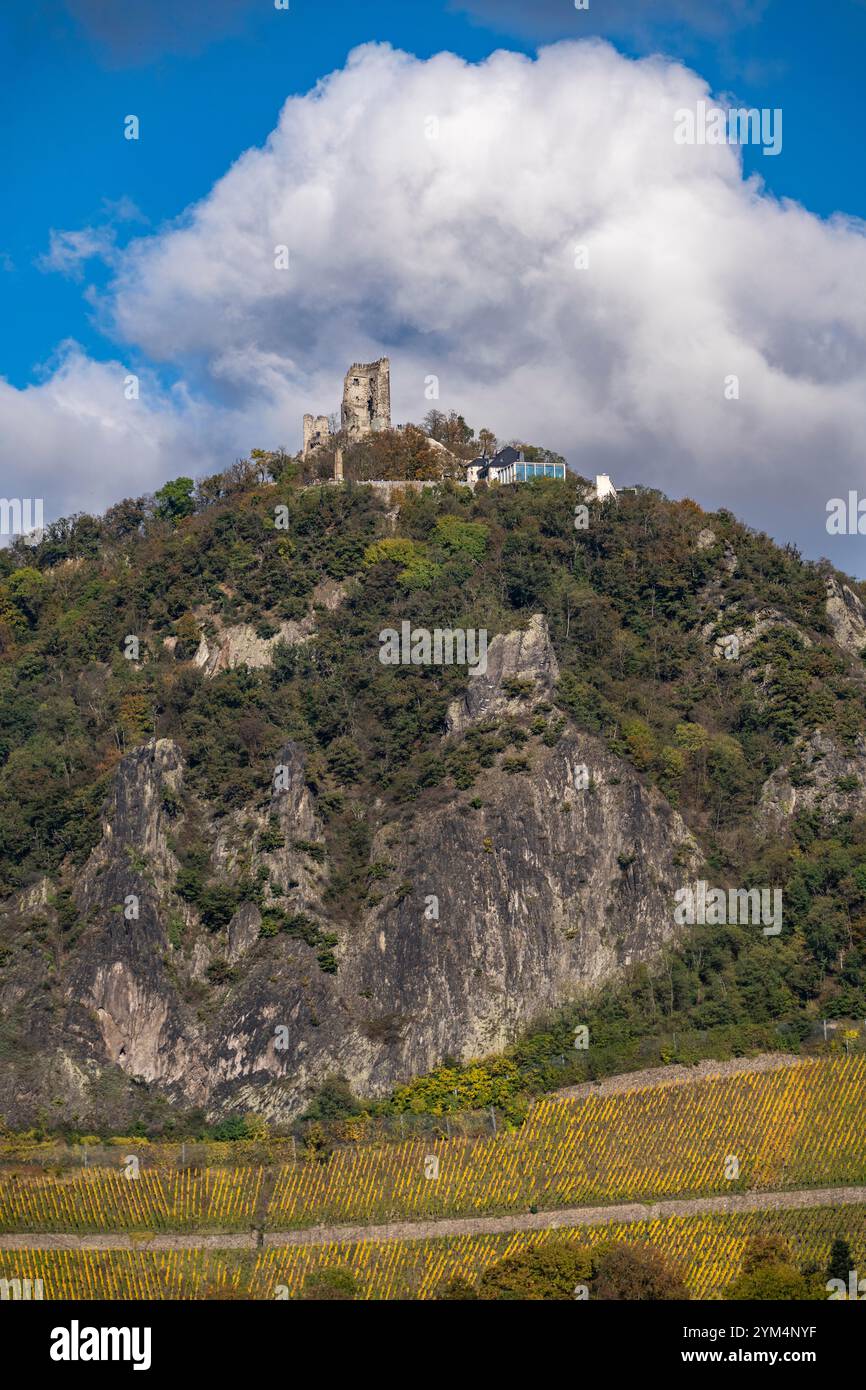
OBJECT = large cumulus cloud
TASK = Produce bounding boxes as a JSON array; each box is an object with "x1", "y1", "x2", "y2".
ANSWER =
[{"x1": 9, "y1": 40, "x2": 866, "y2": 569}]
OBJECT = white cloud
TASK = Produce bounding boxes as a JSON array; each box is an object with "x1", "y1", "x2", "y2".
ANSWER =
[
  {"x1": 38, "y1": 200, "x2": 147, "y2": 280},
  {"x1": 0, "y1": 344, "x2": 228, "y2": 522},
  {"x1": 8, "y1": 40, "x2": 866, "y2": 568},
  {"x1": 38, "y1": 225, "x2": 118, "y2": 279}
]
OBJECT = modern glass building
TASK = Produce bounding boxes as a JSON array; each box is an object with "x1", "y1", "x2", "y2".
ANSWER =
[
  {"x1": 514, "y1": 460, "x2": 566, "y2": 481},
  {"x1": 466, "y1": 447, "x2": 568, "y2": 486}
]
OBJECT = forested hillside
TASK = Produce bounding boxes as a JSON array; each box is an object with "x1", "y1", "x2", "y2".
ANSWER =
[{"x1": 2, "y1": 433, "x2": 866, "y2": 1134}]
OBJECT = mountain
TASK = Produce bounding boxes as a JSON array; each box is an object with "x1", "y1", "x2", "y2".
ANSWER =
[{"x1": 2, "y1": 441, "x2": 866, "y2": 1134}]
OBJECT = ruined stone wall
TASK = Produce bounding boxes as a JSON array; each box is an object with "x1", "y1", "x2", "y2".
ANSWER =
[{"x1": 303, "y1": 413, "x2": 332, "y2": 458}]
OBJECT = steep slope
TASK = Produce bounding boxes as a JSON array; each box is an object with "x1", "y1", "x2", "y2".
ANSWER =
[
  {"x1": 0, "y1": 615, "x2": 698, "y2": 1124},
  {"x1": 2, "y1": 457, "x2": 866, "y2": 1130}
]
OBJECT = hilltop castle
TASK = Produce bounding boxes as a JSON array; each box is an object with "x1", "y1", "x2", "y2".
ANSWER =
[
  {"x1": 303, "y1": 358, "x2": 391, "y2": 458},
  {"x1": 302, "y1": 357, "x2": 583, "y2": 494}
]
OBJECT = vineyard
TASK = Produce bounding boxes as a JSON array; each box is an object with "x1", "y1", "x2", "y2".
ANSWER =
[
  {"x1": 0, "y1": 1166, "x2": 263, "y2": 1234},
  {"x1": 268, "y1": 1056, "x2": 866, "y2": 1225},
  {"x1": 249, "y1": 1203, "x2": 866, "y2": 1301},
  {"x1": 2, "y1": 1204, "x2": 863, "y2": 1300},
  {"x1": 1, "y1": 1057, "x2": 863, "y2": 1234}
]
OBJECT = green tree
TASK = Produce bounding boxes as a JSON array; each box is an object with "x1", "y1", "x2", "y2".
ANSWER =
[
  {"x1": 827, "y1": 1237, "x2": 853, "y2": 1284},
  {"x1": 724, "y1": 1236, "x2": 822, "y2": 1301},
  {"x1": 154, "y1": 477, "x2": 195, "y2": 523},
  {"x1": 477, "y1": 1240, "x2": 592, "y2": 1300}
]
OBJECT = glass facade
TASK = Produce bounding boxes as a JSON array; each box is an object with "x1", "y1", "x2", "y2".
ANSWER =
[{"x1": 514, "y1": 462, "x2": 566, "y2": 481}]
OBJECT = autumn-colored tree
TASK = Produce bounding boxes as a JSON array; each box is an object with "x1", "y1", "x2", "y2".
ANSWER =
[
  {"x1": 118, "y1": 693, "x2": 151, "y2": 744},
  {"x1": 172, "y1": 612, "x2": 201, "y2": 661},
  {"x1": 592, "y1": 1243, "x2": 689, "y2": 1300}
]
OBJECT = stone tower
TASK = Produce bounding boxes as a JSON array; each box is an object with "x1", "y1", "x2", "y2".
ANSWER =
[
  {"x1": 302, "y1": 414, "x2": 331, "y2": 459},
  {"x1": 341, "y1": 358, "x2": 391, "y2": 441}
]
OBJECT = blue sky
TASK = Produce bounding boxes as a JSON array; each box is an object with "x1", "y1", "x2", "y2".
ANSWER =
[
  {"x1": 3, "y1": 0, "x2": 865, "y2": 388},
  {"x1": 1, "y1": 0, "x2": 865, "y2": 570}
]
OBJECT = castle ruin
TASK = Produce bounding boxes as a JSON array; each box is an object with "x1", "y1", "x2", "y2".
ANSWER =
[
  {"x1": 302, "y1": 414, "x2": 331, "y2": 458},
  {"x1": 341, "y1": 358, "x2": 391, "y2": 440},
  {"x1": 302, "y1": 358, "x2": 391, "y2": 459}
]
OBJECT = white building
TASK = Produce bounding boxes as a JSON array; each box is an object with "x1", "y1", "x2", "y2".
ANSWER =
[{"x1": 584, "y1": 473, "x2": 618, "y2": 503}]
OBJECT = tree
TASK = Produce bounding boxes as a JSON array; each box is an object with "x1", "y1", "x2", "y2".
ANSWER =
[
  {"x1": 172, "y1": 613, "x2": 201, "y2": 661},
  {"x1": 154, "y1": 477, "x2": 195, "y2": 523},
  {"x1": 827, "y1": 1237, "x2": 852, "y2": 1284},
  {"x1": 723, "y1": 1236, "x2": 822, "y2": 1301},
  {"x1": 423, "y1": 409, "x2": 448, "y2": 441},
  {"x1": 436, "y1": 1275, "x2": 479, "y2": 1300},
  {"x1": 592, "y1": 1243, "x2": 689, "y2": 1300},
  {"x1": 724, "y1": 1265, "x2": 816, "y2": 1301},
  {"x1": 477, "y1": 1240, "x2": 592, "y2": 1300},
  {"x1": 741, "y1": 1235, "x2": 793, "y2": 1273}
]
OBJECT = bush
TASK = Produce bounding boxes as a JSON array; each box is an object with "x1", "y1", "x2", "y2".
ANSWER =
[
  {"x1": 592, "y1": 1243, "x2": 689, "y2": 1300},
  {"x1": 477, "y1": 1240, "x2": 593, "y2": 1300}
]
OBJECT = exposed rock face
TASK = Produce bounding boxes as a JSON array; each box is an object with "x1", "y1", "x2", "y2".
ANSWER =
[
  {"x1": 701, "y1": 607, "x2": 811, "y2": 660},
  {"x1": 345, "y1": 732, "x2": 700, "y2": 1093},
  {"x1": 759, "y1": 728, "x2": 866, "y2": 833},
  {"x1": 227, "y1": 903, "x2": 262, "y2": 965},
  {"x1": 446, "y1": 613, "x2": 560, "y2": 735},
  {"x1": 696, "y1": 540, "x2": 739, "y2": 617},
  {"x1": 825, "y1": 575, "x2": 866, "y2": 659},
  {"x1": 193, "y1": 579, "x2": 346, "y2": 678},
  {"x1": 0, "y1": 618, "x2": 702, "y2": 1128},
  {"x1": 67, "y1": 739, "x2": 208, "y2": 1102}
]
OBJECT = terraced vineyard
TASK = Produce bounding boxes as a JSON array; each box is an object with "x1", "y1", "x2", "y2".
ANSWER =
[
  {"x1": 266, "y1": 1056, "x2": 866, "y2": 1227},
  {"x1": 251, "y1": 1203, "x2": 866, "y2": 1301},
  {"x1": 1, "y1": 1057, "x2": 863, "y2": 1234},
  {"x1": 2, "y1": 1204, "x2": 863, "y2": 1300},
  {"x1": 0, "y1": 1165, "x2": 263, "y2": 1234},
  {"x1": 0, "y1": 1248, "x2": 247, "y2": 1300}
]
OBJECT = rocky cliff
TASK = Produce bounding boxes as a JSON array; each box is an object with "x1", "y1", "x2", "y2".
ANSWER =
[{"x1": 0, "y1": 615, "x2": 701, "y2": 1128}]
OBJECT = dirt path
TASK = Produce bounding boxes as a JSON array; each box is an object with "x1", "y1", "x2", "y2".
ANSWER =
[
  {"x1": 2, "y1": 1184, "x2": 864, "y2": 1252},
  {"x1": 554, "y1": 1051, "x2": 809, "y2": 1102}
]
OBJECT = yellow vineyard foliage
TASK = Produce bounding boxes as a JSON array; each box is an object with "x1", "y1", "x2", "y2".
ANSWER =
[
  {"x1": 0, "y1": 1166, "x2": 262, "y2": 1234},
  {"x1": 1, "y1": 1057, "x2": 864, "y2": 1234},
  {"x1": 1, "y1": 1204, "x2": 863, "y2": 1300},
  {"x1": 269, "y1": 1056, "x2": 866, "y2": 1225}
]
